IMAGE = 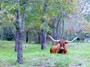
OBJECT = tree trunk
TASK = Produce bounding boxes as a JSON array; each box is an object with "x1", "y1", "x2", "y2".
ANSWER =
[
  {"x1": 56, "y1": 17, "x2": 60, "y2": 39},
  {"x1": 36, "y1": 33, "x2": 41, "y2": 43},
  {"x1": 26, "y1": 30, "x2": 29, "y2": 43},
  {"x1": 61, "y1": 19, "x2": 64, "y2": 39},
  {"x1": 52, "y1": 17, "x2": 57, "y2": 44},
  {"x1": 14, "y1": 0, "x2": 23, "y2": 64},
  {"x1": 16, "y1": 30, "x2": 23, "y2": 64},
  {"x1": 38, "y1": 34, "x2": 41, "y2": 43},
  {"x1": 15, "y1": 9, "x2": 23, "y2": 64},
  {"x1": 14, "y1": 0, "x2": 27, "y2": 64},
  {"x1": 41, "y1": 29, "x2": 46, "y2": 49},
  {"x1": 41, "y1": 18, "x2": 47, "y2": 49},
  {"x1": 15, "y1": 31, "x2": 18, "y2": 52},
  {"x1": 41, "y1": 2, "x2": 48, "y2": 49},
  {"x1": 58, "y1": 18, "x2": 64, "y2": 39}
]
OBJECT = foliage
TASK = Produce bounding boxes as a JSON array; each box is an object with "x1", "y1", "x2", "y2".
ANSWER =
[
  {"x1": 0, "y1": 0, "x2": 81, "y2": 38},
  {"x1": 84, "y1": 15, "x2": 90, "y2": 22},
  {"x1": 82, "y1": 21, "x2": 90, "y2": 34},
  {"x1": 3, "y1": 27, "x2": 14, "y2": 40}
]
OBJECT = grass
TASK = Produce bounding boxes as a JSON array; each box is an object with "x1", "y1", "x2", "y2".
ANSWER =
[{"x1": 0, "y1": 41, "x2": 90, "y2": 67}]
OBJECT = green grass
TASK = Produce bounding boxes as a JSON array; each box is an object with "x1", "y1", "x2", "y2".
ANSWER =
[{"x1": 0, "y1": 41, "x2": 90, "y2": 67}]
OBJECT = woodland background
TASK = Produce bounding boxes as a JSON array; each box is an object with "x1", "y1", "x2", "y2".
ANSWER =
[{"x1": 0, "y1": 0, "x2": 90, "y2": 66}]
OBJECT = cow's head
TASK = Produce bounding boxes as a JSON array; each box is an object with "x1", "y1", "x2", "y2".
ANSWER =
[
  {"x1": 48, "y1": 35, "x2": 78, "y2": 47},
  {"x1": 58, "y1": 39, "x2": 68, "y2": 49}
]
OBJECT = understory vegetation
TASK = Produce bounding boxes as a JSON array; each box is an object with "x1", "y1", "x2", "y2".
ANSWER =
[{"x1": 0, "y1": 41, "x2": 90, "y2": 67}]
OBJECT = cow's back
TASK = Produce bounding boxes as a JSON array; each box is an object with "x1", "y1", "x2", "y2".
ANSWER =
[{"x1": 50, "y1": 45, "x2": 60, "y2": 53}]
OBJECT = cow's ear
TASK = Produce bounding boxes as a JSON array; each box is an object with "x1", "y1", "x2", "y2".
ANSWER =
[{"x1": 65, "y1": 41, "x2": 68, "y2": 44}]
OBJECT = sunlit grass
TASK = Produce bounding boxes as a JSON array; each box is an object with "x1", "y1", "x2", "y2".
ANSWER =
[{"x1": 0, "y1": 41, "x2": 90, "y2": 67}]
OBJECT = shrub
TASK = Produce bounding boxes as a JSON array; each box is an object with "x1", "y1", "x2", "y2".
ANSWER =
[{"x1": 3, "y1": 27, "x2": 14, "y2": 41}]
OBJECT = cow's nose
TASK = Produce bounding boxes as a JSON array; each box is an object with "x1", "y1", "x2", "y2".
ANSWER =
[{"x1": 61, "y1": 47, "x2": 64, "y2": 49}]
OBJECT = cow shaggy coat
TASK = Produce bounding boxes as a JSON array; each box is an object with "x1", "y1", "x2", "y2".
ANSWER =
[
  {"x1": 50, "y1": 40, "x2": 68, "y2": 54},
  {"x1": 48, "y1": 35, "x2": 77, "y2": 54}
]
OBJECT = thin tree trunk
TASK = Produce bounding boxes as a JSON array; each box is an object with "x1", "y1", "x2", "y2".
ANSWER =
[
  {"x1": 41, "y1": 2, "x2": 48, "y2": 49},
  {"x1": 61, "y1": 19, "x2": 64, "y2": 39},
  {"x1": 15, "y1": 2, "x2": 23, "y2": 63},
  {"x1": 38, "y1": 34, "x2": 41, "y2": 43},
  {"x1": 15, "y1": 31, "x2": 18, "y2": 52},
  {"x1": 26, "y1": 30, "x2": 29, "y2": 43},
  {"x1": 14, "y1": 0, "x2": 27, "y2": 64},
  {"x1": 60, "y1": 10, "x2": 65, "y2": 39},
  {"x1": 58, "y1": 18, "x2": 64, "y2": 39},
  {"x1": 59, "y1": 21, "x2": 62, "y2": 39},
  {"x1": 41, "y1": 28, "x2": 46, "y2": 49},
  {"x1": 16, "y1": 30, "x2": 23, "y2": 64},
  {"x1": 56, "y1": 22, "x2": 59, "y2": 39},
  {"x1": 36, "y1": 33, "x2": 41, "y2": 43},
  {"x1": 15, "y1": 0, "x2": 23, "y2": 64},
  {"x1": 54, "y1": 15, "x2": 62, "y2": 39},
  {"x1": 52, "y1": 17, "x2": 57, "y2": 44}
]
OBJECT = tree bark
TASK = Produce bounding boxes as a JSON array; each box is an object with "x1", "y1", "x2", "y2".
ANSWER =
[
  {"x1": 36, "y1": 33, "x2": 41, "y2": 43},
  {"x1": 41, "y1": 2, "x2": 48, "y2": 49},
  {"x1": 58, "y1": 18, "x2": 64, "y2": 39},
  {"x1": 15, "y1": 31, "x2": 18, "y2": 52},
  {"x1": 60, "y1": 10, "x2": 65, "y2": 39},
  {"x1": 61, "y1": 19, "x2": 64, "y2": 39},
  {"x1": 14, "y1": 0, "x2": 27, "y2": 64},
  {"x1": 16, "y1": 30, "x2": 23, "y2": 64},
  {"x1": 26, "y1": 30, "x2": 29, "y2": 43},
  {"x1": 14, "y1": 0, "x2": 23, "y2": 64},
  {"x1": 52, "y1": 17, "x2": 57, "y2": 44},
  {"x1": 41, "y1": 29, "x2": 46, "y2": 49}
]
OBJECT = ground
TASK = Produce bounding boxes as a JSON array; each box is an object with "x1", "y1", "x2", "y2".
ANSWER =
[{"x1": 0, "y1": 41, "x2": 90, "y2": 67}]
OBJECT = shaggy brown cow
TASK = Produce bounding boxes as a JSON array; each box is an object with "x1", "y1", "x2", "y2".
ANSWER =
[{"x1": 49, "y1": 35, "x2": 77, "y2": 54}]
